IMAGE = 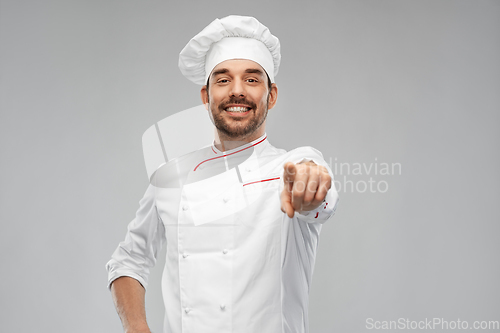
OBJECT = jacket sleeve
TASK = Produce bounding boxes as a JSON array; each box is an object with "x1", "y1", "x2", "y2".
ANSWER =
[
  {"x1": 106, "y1": 183, "x2": 165, "y2": 290},
  {"x1": 282, "y1": 146, "x2": 339, "y2": 224}
]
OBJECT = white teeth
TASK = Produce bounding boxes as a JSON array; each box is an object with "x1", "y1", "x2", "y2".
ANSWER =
[{"x1": 226, "y1": 106, "x2": 249, "y2": 112}]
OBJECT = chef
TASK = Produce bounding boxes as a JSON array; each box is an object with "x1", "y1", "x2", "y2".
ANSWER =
[{"x1": 106, "y1": 15, "x2": 339, "y2": 333}]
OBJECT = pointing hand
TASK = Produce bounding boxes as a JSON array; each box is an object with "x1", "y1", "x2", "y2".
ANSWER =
[{"x1": 280, "y1": 161, "x2": 332, "y2": 218}]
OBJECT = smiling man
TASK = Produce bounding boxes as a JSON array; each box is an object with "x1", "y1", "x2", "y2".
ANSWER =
[
  {"x1": 202, "y1": 59, "x2": 277, "y2": 149},
  {"x1": 107, "y1": 15, "x2": 339, "y2": 333}
]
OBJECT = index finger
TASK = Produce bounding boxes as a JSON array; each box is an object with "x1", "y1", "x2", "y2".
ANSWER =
[{"x1": 283, "y1": 162, "x2": 296, "y2": 183}]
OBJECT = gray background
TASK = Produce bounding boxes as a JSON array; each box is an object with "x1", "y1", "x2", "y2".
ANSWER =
[{"x1": 1, "y1": 0, "x2": 499, "y2": 332}]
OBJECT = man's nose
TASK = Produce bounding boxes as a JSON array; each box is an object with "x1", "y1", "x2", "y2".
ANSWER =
[{"x1": 230, "y1": 80, "x2": 245, "y2": 97}]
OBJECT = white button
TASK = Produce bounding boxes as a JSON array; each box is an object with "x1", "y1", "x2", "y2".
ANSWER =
[
  {"x1": 182, "y1": 253, "x2": 188, "y2": 258},
  {"x1": 182, "y1": 205, "x2": 188, "y2": 211},
  {"x1": 246, "y1": 167, "x2": 251, "y2": 172},
  {"x1": 222, "y1": 249, "x2": 228, "y2": 254},
  {"x1": 223, "y1": 196, "x2": 229, "y2": 203},
  {"x1": 220, "y1": 304, "x2": 226, "y2": 310},
  {"x1": 185, "y1": 307, "x2": 190, "y2": 313}
]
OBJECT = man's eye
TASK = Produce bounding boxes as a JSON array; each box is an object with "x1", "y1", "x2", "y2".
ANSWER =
[
  {"x1": 247, "y1": 79, "x2": 257, "y2": 83},
  {"x1": 217, "y1": 79, "x2": 229, "y2": 83}
]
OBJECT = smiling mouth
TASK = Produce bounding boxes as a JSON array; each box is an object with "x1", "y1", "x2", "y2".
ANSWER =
[{"x1": 225, "y1": 106, "x2": 251, "y2": 113}]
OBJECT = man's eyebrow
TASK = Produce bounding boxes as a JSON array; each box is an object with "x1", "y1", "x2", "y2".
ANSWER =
[
  {"x1": 244, "y1": 68, "x2": 265, "y2": 76},
  {"x1": 211, "y1": 68, "x2": 229, "y2": 78},
  {"x1": 210, "y1": 67, "x2": 265, "y2": 79}
]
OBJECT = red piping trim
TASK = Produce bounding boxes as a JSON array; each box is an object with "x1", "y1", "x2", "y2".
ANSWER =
[
  {"x1": 242, "y1": 177, "x2": 280, "y2": 187},
  {"x1": 194, "y1": 136, "x2": 267, "y2": 171},
  {"x1": 211, "y1": 146, "x2": 217, "y2": 154},
  {"x1": 314, "y1": 212, "x2": 319, "y2": 218}
]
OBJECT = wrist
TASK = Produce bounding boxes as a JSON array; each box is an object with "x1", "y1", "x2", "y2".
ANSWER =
[
  {"x1": 125, "y1": 322, "x2": 150, "y2": 333},
  {"x1": 125, "y1": 328, "x2": 151, "y2": 333}
]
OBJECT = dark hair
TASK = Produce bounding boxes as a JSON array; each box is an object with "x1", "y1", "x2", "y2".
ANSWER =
[{"x1": 206, "y1": 72, "x2": 273, "y2": 95}]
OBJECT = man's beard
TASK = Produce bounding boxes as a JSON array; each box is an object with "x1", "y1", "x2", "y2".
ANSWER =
[{"x1": 209, "y1": 96, "x2": 268, "y2": 139}]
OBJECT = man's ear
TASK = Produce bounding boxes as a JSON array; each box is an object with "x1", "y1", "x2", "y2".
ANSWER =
[
  {"x1": 267, "y1": 83, "x2": 278, "y2": 110},
  {"x1": 200, "y1": 85, "x2": 209, "y2": 110}
]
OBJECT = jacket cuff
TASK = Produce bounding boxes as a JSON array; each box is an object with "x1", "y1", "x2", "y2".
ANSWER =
[
  {"x1": 295, "y1": 187, "x2": 339, "y2": 224},
  {"x1": 106, "y1": 265, "x2": 149, "y2": 291}
]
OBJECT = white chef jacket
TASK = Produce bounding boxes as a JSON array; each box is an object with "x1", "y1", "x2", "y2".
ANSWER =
[{"x1": 106, "y1": 133, "x2": 339, "y2": 333}]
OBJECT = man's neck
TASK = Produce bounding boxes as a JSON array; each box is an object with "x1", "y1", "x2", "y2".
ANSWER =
[{"x1": 214, "y1": 131, "x2": 265, "y2": 152}]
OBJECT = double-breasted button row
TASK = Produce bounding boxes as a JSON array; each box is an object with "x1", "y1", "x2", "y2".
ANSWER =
[
  {"x1": 183, "y1": 304, "x2": 227, "y2": 314},
  {"x1": 184, "y1": 303, "x2": 226, "y2": 314},
  {"x1": 180, "y1": 250, "x2": 228, "y2": 257}
]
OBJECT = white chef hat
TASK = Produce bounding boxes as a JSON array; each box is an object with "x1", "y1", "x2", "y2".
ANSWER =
[{"x1": 179, "y1": 15, "x2": 281, "y2": 85}]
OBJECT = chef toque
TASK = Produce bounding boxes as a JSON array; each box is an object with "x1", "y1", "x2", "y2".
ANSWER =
[{"x1": 179, "y1": 15, "x2": 281, "y2": 85}]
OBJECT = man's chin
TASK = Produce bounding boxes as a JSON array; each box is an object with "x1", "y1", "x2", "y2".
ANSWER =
[
  {"x1": 218, "y1": 125, "x2": 254, "y2": 139},
  {"x1": 213, "y1": 112, "x2": 265, "y2": 139},
  {"x1": 221, "y1": 129, "x2": 251, "y2": 139}
]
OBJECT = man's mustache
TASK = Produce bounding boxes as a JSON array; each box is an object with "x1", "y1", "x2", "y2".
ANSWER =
[{"x1": 218, "y1": 98, "x2": 257, "y2": 111}]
